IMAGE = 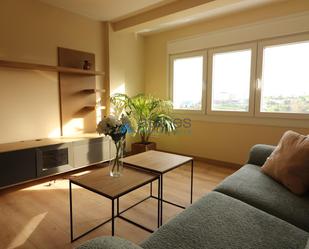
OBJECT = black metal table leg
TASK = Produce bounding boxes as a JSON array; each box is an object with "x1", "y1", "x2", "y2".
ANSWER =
[
  {"x1": 190, "y1": 160, "x2": 194, "y2": 204},
  {"x1": 157, "y1": 177, "x2": 160, "y2": 228},
  {"x1": 150, "y1": 182, "x2": 153, "y2": 197},
  {"x1": 112, "y1": 199, "x2": 115, "y2": 236},
  {"x1": 117, "y1": 197, "x2": 119, "y2": 216},
  {"x1": 160, "y1": 174, "x2": 163, "y2": 226},
  {"x1": 69, "y1": 181, "x2": 73, "y2": 242}
]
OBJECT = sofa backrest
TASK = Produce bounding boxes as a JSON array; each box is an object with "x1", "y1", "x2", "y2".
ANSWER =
[{"x1": 247, "y1": 144, "x2": 275, "y2": 166}]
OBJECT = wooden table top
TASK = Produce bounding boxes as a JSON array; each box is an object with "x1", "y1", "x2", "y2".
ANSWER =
[
  {"x1": 121, "y1": 150, "x2": 193, "y2": 174},
  {"x1": 69, "y1": 166, "x2": 158, "y2": 199}
]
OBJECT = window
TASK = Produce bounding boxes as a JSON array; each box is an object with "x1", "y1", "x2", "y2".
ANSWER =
[
  {"x1": 170, "y1": 52, "x2": 205, "y2": 111},
  {"x1": 169, "y1": 33, "x2": 309, "y2": 120},
  {"x1": 257, "y1": 36, "x2": 309, "y2": 116},
  {"x1": 207, "y1": 44, "x2": 256, "y2": 115}
]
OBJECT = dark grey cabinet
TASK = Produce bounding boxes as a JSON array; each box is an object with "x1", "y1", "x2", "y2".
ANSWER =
[
  {"x1": 0, "y1": 136, "x2": 112, "y2": 189},
  {"x1": 0, "y1": 149, "x2": 36, "y2": 187}
]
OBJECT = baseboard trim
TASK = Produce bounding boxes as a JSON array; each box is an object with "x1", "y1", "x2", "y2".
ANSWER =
[
  {"x1": 156, "y1": 149, "x2": 242, "y2": 170},
  {"x1": 193, "y1": 156, "x2": 242, "y2": 170}
]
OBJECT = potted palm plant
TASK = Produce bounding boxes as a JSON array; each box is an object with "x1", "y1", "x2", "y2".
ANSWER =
[{"x1": 111, "y1": 93, "x2": 176, "y2": 154}]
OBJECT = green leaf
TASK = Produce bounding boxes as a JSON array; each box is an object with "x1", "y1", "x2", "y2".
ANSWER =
[{"x1": 110, "y1": 93, "x2": 176, "y2": 143}]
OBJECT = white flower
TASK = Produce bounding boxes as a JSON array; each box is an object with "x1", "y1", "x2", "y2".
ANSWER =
[
  {"x1": 107, "y1": 115, "x2": 117, "y2": 127},
  {"x1": 97, "y1": 118, "x2": 109, "y2": 135},
  {"x1": 97, "y1": 114, "x2": 135, "y2": 137}
]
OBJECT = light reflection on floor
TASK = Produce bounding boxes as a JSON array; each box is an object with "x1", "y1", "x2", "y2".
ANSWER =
[{"x1": 7, "y1": 212, "x2": 47, "y2": 249}]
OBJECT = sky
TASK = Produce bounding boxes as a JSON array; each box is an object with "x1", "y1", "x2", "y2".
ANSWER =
[
  {"x1": 173, "y1": 56, "x2": 203, "y2": 109},
  {"x1": 262, "y1": 41, "x2": 309, "y2": 97},
  {"x1": 212, "y1": 49, "x2": 251, "y2": 101}
]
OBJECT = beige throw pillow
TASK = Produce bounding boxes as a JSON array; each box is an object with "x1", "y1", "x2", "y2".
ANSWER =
[{"x1": 261, "y1": 130, "x2": 309, "y2": 195}]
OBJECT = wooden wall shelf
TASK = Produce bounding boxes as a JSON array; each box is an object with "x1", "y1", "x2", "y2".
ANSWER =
[
  {"x1": 74, "y1": 105, "x2": 105, "y2": 117},
  {"x1": 84, "y1": 105, "x2": 106, "y2": 110},
  {"x1": 82, "y1": 89, "x2": 106, "y2": 94},
  {"x1": 0, "y1": 59, "x2": 105, "y2": 76}
]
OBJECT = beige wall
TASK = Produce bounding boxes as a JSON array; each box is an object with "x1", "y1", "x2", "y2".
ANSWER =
[
  {"x1": 2, "y1": 0, "x2": 308, "y2": 163},
  {"x1": 0, "y1": 0, "x2": 105, "y2": 143},
  {"x1": 109, "y1": 28, "x2": 145, "y2": 96},
  {"x1": 109, "y1": 27, "x2": 145, "y2": 148},
  {"x1": 144, "y1": 0, "x2": 309, "y2": 164}
]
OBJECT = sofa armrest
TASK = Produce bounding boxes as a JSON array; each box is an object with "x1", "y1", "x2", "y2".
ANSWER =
[
  {"x1": 76, "y1": 236, "x2": 143, "y2": 249},
  {"x1": 247, "y1": 144, "x2": 276, "y2": 167}
]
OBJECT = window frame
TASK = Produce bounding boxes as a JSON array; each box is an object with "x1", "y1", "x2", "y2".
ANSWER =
[
  {"x1": 255, "y1": 33, "x2": 309, "y2": 119},
  {"x1": 206, "y1": 43, "x2": 257, "y2": 117},
  {"x1": 169, "y1": 50, "x2": 207, "y2": 114},
  {"x1": 168, "y1": 32, "x2": 309, "y2": 121}
]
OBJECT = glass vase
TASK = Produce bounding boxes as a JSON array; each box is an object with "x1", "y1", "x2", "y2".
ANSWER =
[{"x1": 109, "y1": 138, "x2": 125, "y2": 177}]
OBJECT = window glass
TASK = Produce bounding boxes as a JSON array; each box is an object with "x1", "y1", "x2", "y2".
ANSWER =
[
  {"x1": 211, "y1": 49, "x2": 252, "y2": 112},
  {"x1": 261, "y1": 41, "x2": 309, "y2": 113},
  {"x1": 172, "y1": 56, "x2": 204, "y2": 110}
]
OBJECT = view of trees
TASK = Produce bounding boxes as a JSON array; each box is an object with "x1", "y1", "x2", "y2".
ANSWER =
[
  {"x1": 212, "y1": 95, "x2": 309, "y2": 113},
  {"x1": 262, "y1": 95, "x2": 309, "y2": 113},
  {"x1": 212, "y1": 99, "x2": 248, "y2": 112},
  {"x1": 177, "y1": 100, "x2": 201, "y2": 110}
]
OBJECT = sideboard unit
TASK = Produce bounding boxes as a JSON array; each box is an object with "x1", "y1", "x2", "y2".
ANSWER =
[{"x1": 0, "y1": 135, "x2": 112, "y2": 189}]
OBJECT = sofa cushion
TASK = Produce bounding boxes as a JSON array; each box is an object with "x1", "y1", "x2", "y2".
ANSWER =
[
  {"x1": 77, "y1": 236, "x2": 143, "y2": 249},
  {"x1": 261, "y1": 130, "x2": 309, "y2": 195},
  {"x1": 214, "y1": 164, "x2": 309, "y2": 232},
  {"x1": 141, "y1": 192, "x2": 308, "y2": 249}
]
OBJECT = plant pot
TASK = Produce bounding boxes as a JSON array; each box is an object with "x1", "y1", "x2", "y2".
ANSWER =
[{"x1": 131, "y1": 142, "x2": 156, "y2": 155}]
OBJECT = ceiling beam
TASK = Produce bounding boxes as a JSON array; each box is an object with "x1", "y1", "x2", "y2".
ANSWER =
[{"x1": 111, "y1": 0, "x2": 215, "y2": 31}]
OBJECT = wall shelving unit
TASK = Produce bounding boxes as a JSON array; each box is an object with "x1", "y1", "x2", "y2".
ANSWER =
[
  {"x1": 57, "y1": 47, "x2": 106, "y2": 135},
  {"x1": 0, "y1": 47, "x2": 107, "y2": 136}
]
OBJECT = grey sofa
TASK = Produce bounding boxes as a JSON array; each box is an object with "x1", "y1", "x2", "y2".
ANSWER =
[{"x1": 78, "y1": 144, "x2": 309, "y2": 249}]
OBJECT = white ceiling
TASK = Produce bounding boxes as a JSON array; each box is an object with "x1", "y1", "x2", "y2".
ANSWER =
[
  {"x1": 38, "y1": 0, "x2": 279, "y2": 34},
  {"x1": 136, "y1": 0, "x2": 278, "y2": 34},
  {"x1": 38, "y1": 0, "x2": 173, "y2": 21}
]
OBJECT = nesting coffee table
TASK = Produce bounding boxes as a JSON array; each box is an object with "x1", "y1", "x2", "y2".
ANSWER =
[
  {"x1": 69, "y1": 166, "x2": 160, "y2": 242},
  {"x1": 121, "y1": 150, "x2": 194, "y2": 225}
]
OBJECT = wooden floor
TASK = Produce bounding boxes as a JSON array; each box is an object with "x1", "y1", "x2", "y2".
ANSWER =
[{"x1": 0, "y1": 161, "x2": 236, "y2": 249}]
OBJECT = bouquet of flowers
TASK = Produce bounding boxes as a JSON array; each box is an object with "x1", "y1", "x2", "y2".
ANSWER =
[
  {"x1": 97, "y1": 115, "x2": 133, "y2": 176},
  {"x1": 97, "y1": 115, "x2": 133, "y2": 142}
]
